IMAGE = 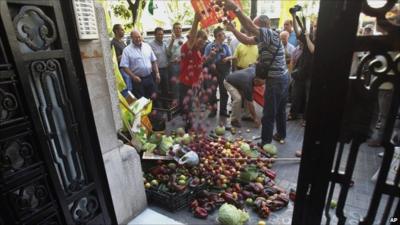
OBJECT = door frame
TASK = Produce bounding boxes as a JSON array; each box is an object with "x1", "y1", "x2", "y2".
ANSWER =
[
  {"x1": 0, "y1": 0, "x2": 117, "y2": 224},
  {"x1": 292, "y1": 0, "x2": 400, "y2": 224}
]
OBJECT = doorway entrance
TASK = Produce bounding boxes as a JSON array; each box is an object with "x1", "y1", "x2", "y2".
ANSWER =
[{"x1": 0, "y1": 0, "x2": 116, "y2": 224}]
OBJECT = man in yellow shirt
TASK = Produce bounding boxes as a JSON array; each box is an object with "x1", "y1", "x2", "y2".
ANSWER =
[
  {"x1": 233, "y1": 43, "x2": 258, "y2": 70},
  {"x1": 225, "y1": 29, "x2": 258, "y2": 70}
]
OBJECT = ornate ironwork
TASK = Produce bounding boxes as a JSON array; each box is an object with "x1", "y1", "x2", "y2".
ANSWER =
[
  {"x1": 0, "y1": 73, "x2": 26, "y2": 127},
  {"x1": 69, "y1": 194, "x2": 99, "y2": 224},
  {"x1": 0, "y1": 87, "x2": 18, "y2": 123},
  {"x1": 1, "y1": 1, "x2": 116, "y2": 224},
  {"x1": 6, "y1": 177, "x2": 53, "y2": 219},
  {"x1": 322, "y1": 1, "x2": 400, "y2": 224},
  {"x1": 0, "y1": 139, "x2": 35, "y2": 176},
  {"x1": 362, "y1": 0, "x2": 400, "y2": 34},
  {"x1": 12, "y1": 6, "x2": 57, "y2": 51},
  {"x1": 293, "y1": 0, "x2": 399, "y2": 224},
  {"x1": 0, "y1": 38, "x2": 11, "y2": 70},
  {"x1": 30, "y1": 59, "x2": 87, "y2": 195}
]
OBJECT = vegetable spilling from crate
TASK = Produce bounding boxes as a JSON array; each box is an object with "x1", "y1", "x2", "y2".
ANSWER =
[{"x1": 142, "y1": 129, "x2": 291, "y2": 219}]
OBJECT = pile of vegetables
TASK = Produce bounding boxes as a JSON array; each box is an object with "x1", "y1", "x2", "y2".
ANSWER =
[
  {"x1": 142, "y1": 128, "x2": 289, "y2": 220},
  {"x1": 143, "y1": 162, "x2": 205, "y2": 194}
]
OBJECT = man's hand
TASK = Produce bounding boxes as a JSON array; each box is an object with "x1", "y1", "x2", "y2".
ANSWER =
[
  {"x1": 220, "y1": 0, "x2": 238, "y2": 11},
  {"x1": 222, "y1": 57, "x2": 230, "y2": 63},
  {"x1": 224, "y1": 21, "x2": 235, "y2": 32},
  {"x1": 210, "y1": 47, "x2": 217, "y2": 57},
  {"x1": 155, "y1": 73, "x2": 161, "y2": 84},
  {"x1": 133, "y1": 75, "x2": 142, "y2": 83},
  {"x1": 170, "y1": 33, "x2": 176, "y2": 42}
]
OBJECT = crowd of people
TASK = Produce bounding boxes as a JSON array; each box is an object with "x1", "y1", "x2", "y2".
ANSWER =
[
  {"x1": 111, "y1": 0, "x2": 394, "y2": 151},
  {"x1": 111, "y1": 0, "x2": 317, "y2": 148}
]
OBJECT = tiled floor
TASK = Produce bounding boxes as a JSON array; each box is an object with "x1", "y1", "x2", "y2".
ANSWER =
[{"x1": 147, "y1": 103, "x2": 390, "y2": 225}]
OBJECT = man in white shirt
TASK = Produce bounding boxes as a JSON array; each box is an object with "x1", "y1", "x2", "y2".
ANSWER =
[
  {"x1": 280, "y1": 31, "x2": 295, "y2": 65},
  {"x1": 120, "y1": 30, "x2": 160, "y2": 99}
]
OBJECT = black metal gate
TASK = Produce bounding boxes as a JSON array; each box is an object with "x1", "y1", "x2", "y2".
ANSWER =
[
  {"x1": 0, "y1": 0, "x2": 116, "y2": 224},
  {"x1": 293, "y1": 0, "x2": 399, "y2": 224}
]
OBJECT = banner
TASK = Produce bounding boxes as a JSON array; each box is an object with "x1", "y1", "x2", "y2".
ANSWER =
[{"x1": 191, "y1": 0, "x2": 242, "y2": 28}]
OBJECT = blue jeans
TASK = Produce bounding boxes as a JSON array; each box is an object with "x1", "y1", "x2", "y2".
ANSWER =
[
  {"x1": 261, "y1": 73, "x2": 289, "y2": 144},
  {"x1": 132, "y1": 75, "x2": 156, "y2": 99}
]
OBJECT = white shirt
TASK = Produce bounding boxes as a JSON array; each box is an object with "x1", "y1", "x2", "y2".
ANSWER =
[
  {"x1": 149, "y1": 40, "x2": 169, "y2": 68},
  {"x1": 120, "y1": 42, "x2": 157, "y2": 77},
  {"x1": 285, "y1": 42, "x2": 296, "y2": 56},
  {"x1": 167, "y1": 36, "x2": 186, "y2": 63}
]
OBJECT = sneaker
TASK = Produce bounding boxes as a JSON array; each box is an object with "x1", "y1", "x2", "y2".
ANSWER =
[
  {"x1": 208, "y1": 110, "x2": 217, "y2": 118},
  {"x1": 220, "y1": 111, "x2": 230, "y2": 117},
  {"x1": 272, "y1": 133, "x2": 285, "y2": 144},
  {"x1": 231, "y1": 119, "x2": 242, "y2": 128}
]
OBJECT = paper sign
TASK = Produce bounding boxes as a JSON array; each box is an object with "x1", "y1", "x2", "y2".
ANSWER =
[{"x1": 191, "y1": 0, "x2": 242, "y2": 28}]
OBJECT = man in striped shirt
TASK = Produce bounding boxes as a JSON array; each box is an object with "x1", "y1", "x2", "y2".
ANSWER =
[{"x1": 223, "y1": 0, "x2": 289, "y2": 146}]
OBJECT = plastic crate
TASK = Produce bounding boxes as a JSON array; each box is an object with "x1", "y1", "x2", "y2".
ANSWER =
[{"x1": 146, "y1": 184, "x2": 205, "y2": 212}]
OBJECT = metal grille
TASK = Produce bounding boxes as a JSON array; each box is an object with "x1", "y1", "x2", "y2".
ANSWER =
[
  {"x1": 0, "y1": 0, "x2": 115, "y2": 224},
  {"x1": 293, "y1": 0, "x2": 399, "y2": 224}
]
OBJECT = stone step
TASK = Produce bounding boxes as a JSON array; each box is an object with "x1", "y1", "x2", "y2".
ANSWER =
[{"x1": 128, "y1": 208, "x2": 184, "y2": 225}]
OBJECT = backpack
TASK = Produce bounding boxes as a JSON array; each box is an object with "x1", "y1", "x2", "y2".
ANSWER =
[{"x1": 255, "y1": 29, "x2": 282, "y2": 79}]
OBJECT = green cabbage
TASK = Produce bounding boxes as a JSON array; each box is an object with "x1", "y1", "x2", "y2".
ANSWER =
[
  {"x1": 218, "y1": 203, "x2": 249, "y2": 225},
  {"x1": 174, "y1": 137, "x2": 183, "y2": 144},
  {"x1": 240, "y1": 143, "x2": 260, "y2": 158},
  {"x1": 142, "y1": 142, "x2": 157, "y2": 152},
  {"x1": 148, "y1": 133, "x2": 162, "y2": 145},
  {"x1": 263, "y1": 144, "x2": 277, "y2": 156},
  {"x1": 159, "y1": 136, "x2": 174, "y2": 155},
  {"x1": 239, "y1": 165, "x2": 259, "y2": 183}
]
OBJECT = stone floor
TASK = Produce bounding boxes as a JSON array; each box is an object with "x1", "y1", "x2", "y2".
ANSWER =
[{"x1": 146, "y1": 103, "x2": 390, "y2": 225}]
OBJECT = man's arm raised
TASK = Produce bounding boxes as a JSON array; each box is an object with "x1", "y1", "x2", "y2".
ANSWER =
[
  {"x1": 187, "y1": 13, "x2": 202, "y2": 49},
  {"x1": 221, "y1": 0, "x2": 260, "y2": 37},
  {"x1": 225, "y1": 22, "x2": 257, "y2": 45}
]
